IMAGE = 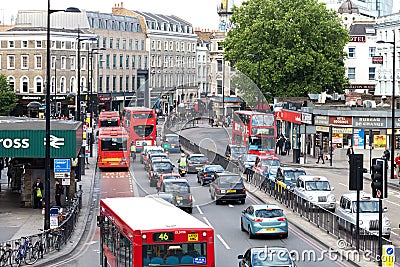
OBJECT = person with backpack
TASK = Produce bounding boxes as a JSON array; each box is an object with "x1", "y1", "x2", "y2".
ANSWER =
[{"x1": 55, "y1": 179, "x2": 64, "y2": 207}]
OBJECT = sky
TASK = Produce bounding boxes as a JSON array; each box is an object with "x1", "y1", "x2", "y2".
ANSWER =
[{"x1": 0, "y1": 0, "x2": 244, "y2": 30}]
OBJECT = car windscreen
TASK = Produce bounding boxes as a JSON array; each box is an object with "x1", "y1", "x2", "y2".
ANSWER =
[
  {"x1": 151, "y1": 155, "x2": 168, "y2": 161},
  {"x1": 352, "y1": 200, "x2": 379, "y2": 213},
  {"x1": 219, "y1": 175, "x2": 242, "y2": 185},
  {"x1": 165, "y1": 135, "x2": 179, "y2": 144},
  {"x1": 164, "y1": 182, "x2": 190, "y2": 193},
  {"x1": 244, "y1": 154, "x2": 257, "y2": 162},
  {"x1": 261, "y1": 159, "x2": 280, "y2": 167},
  {"x1": 283, "y1": 170, "x2": 306, "y2": 181},
  {"x1": 205, "y1": 166, "x2": 224, "y2": 172},
  {"x1": 231, "y1": 146, "x2": 247, "y2": 154},
  {"x1": 101, "y1": 138, "x2": 127, "y2": 151},
  {"x1": 305, "y1": 181, "x2": 331, "y2": 191},
  {"x1": 153, "y1": 162, "x2": 173, "y2": 172},
  {"x1": 189, "y1": 156, "x2": 208, "y2": 163},
  {"x1": 251, "y1": 249, "x2": 292, "y2": 266},
  {"x1": 162, "y1": 175, "x2": 181, "y2": 180},
  {"x1": 255, "y1": 209, "x2": 284, "y2": 218}
]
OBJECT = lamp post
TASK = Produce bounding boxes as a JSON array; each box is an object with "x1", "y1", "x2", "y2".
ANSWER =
[
  {"x1": 377, "y1": 31, "x2": 396, "y2": 267},
  {"x1": 248, "y1": 53, "x2": 261, "y2": 111},
  {"x1": 45, "y1": 1, "x2": 80, "y2": 230},
  {"x1": 54, "y1": 58, "x2": 57, "y2": 117}
]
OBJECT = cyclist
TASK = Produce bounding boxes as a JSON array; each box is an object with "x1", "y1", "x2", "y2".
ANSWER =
[
  {"x1": 130, "y1": 141, "x2": 136, "y2": 161},
  {"x1": 178, "y1": 153, "x2": 187, "y2": 168}
]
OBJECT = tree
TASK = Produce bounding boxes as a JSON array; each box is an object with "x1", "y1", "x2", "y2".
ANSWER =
[
  {"x1": 223, "y1": 0, "x2": 350, "y2": 99},
  {"x1": 0, "y1": 74, "x2": 18, "y2": 115}
]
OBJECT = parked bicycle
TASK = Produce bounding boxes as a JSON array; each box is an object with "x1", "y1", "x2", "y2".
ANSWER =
[
  {"x1": 12, "y1": 237, "x2": 38, "y2": 266},
  {"x1": 0, "y1": 243, "x2": 14, "y2": 267}
]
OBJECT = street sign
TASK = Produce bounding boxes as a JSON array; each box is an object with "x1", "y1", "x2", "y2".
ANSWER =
[
  {"x1": 372, "y1": 56, "x2": 383, "y2": 64},
  {"x1": 382, "y1": 245, "x2": 395, "y2": 266},
  {"x1": 61, "y1": 178, "x2": 70, "y2": 186},
  {"x1": 54, "y1": 159, "x2": 71, "y2": 173},
  {"x1": 50, "y1": 207, "x2": 59, "y2": 229},
  {"x1": 55, "y1": 172, "x2": 70, "y2": 179}
]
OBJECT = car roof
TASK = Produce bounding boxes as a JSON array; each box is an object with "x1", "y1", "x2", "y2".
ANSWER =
[
  {"x1": 281, "y1": 167, "x2": 305, "y2": 171},
  {"x1": 163, "y1": 178, "x2": 189, "y2": 184},
  {"x1": 251, "y1": 204, "x2": 281, "y2": 210},
  {"x1": 150, "y1": 153, "x2": 168, "y2": 157},
  {"x1": 165, "y1": 134, "x2": 179, "y2": 137},
  {"x1": 227, "y1": 144, "x2": 246, "y2": 148},
  {"x1": 160, "y1": 173, "x2": 181, "y2": 177},
  {"x1": 189, "y1": 153, "x2": 206, "y2": 157},
  {"x1": 204, "y1": 164, "x2": 223, "y2": 168},
  {"x1": 216, "y1": 171, "x2": 240, "y2": 177},
  {"x1": 298, "y1": 175, "x2": 328, "y2": 181},
  {"x1": 152, "y1": 159, "x2": 172, "y2": 163},
  {"x1": 341, "y1": 192, "x2": 377, "y2": 201},
  {"x1": 249, "y1": 246, "x2": 289, "y2": 253},
  {"x1": 257, "y1": 155, "x2": 280, "y2": 160}
]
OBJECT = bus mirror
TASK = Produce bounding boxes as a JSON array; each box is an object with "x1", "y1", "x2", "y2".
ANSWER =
[{"x1": 96, "y1": 215, "x2": 101, "y2": 227}]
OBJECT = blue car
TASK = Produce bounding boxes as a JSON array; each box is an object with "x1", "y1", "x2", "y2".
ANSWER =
[
  {"x1": 240, "y1": 204, "x2": 288, "y2": 239},
  {"x1": 197, "y1": 164, "x2": 225, "y2": 185}
]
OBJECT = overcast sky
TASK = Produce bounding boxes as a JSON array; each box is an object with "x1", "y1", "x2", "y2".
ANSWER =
[{"x1": 0, "y1": 0, "x2": 244, "y2": 30}]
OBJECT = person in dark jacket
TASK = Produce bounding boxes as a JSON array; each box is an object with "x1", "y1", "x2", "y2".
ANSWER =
[
  {"x1": 284, "y1": 139, "x2": 291, "y2": 155},
  {"x1": 32, "y1": 177, "x2": 44, "y2": 209},
  {"x1": 55, "y1": 179, "x2": 64, "y2": 207}
]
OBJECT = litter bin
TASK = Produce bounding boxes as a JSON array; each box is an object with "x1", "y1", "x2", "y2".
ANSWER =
[{"x1": 293, "y1": 148, "x2": 300, "y2": 163}]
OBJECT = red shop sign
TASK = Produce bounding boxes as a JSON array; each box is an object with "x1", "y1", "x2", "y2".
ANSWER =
[
  {"x1": 329, "y1": 116, "x2": 352, "y2": 126},
  {"x1": 275, "y1": 110, "x2": 301, "y2": 124}
]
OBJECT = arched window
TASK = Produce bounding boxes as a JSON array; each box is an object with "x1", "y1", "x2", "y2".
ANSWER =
[
  {"x1": 20, "y1": 76, "x2": 29, "y2": 93},
  {"x1": 60, "y1": 77, "x2": 66, "y2": 93},
  {"x1": 7, "y1": 76, "x2": 15, "y2": 91},
  {"x1": 35, "y1": 76, "x2": 43, "y2": 93},
  {"x1": 70, "y1": 77, "x2": 76, "y2": 93},
  {"x1": 51, "y1": 77, "x2": 56, "y2": 93},
  {"x1": 81, "y1": 77, "x2": 87, "y2": 93}
]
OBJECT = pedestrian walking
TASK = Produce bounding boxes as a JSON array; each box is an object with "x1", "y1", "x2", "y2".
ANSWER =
[
  {"x1": 55, "y1": 179, "x2": 64, "y2": 207},
  {"x1": 277, "y1": 135, "x2": 285, "y2": 155},
  {"x1": 284, "y1": 139, "x2": 291, "y2": 156},
  {"x1": 383, "y1": 147, "x2": 390, "y2": 161},
  {"x1": 316, "y1": 146, "x2": 325, "y2": 164},
  {"x1": 32, "y1": 177, "x2": 44, "y2": 209},
  {"x1": 395, "y1": 153, "x2": 400, "y2": 182},
  {"x1": 346, "y1": 145, "x2": 354, "y2": 163}
]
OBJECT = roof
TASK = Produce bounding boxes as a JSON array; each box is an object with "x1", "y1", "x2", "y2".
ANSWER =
[
  {"x1": 235, "y1": 110, "x2": 273, "y2": 116},
  {"x1": 251, "y1": 204, "x2": 280, "y2": 210},
  {"x1": 338, "y1": 0, "x2": 360, "y2": 14},
  {"x1": 0, "y1": 116, "x2": 80, "y2": 131},
  {"x1": 101, "y1": 197, "x2": 211, "y2": 230},
  {"x1": 189, "y1": 153, "x2": 206, "y2": 157},
  {"x1": 342, "y1": 192, "x2": 376, "y2": 201},
  {"x1": 163, "y1": 178, "x2": 189, "y2": 184},
  {"x1": 298, "y1": 175, "x2": 329, "y2": 181},
  {"x1": 216, "y1": 171, "x2": 241, "y2": 177},
  {"x1": 349, "y1": 23, "x2": 376, "y2": 35}
]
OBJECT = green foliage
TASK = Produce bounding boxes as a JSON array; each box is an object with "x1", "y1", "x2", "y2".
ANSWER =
[
  {"x1": 224, "y1": 0, "x2": 350, "y2": 99},
  {"x1": 0, "y1": 74, "x2": 18, "y2": 115}
]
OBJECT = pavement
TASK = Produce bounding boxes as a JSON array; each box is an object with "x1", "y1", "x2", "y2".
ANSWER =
[{"x1": 0, "y1": 151, "x2": 97, "y2": 265}]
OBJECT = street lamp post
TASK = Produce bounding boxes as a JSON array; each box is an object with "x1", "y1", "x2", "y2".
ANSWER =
[
  {"x1": 377, "y1": 31, "x2": 396, "y2": 267},
  {"x1": 248, "y1": 53, "x2": 261, "y2": 111},
  {"x1": 45, "y1": 1, "x2": 80, "y2": 230}
]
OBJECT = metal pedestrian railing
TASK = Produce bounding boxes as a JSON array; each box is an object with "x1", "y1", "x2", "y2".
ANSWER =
[{"x1": 164, "y1": 115, "x2": 392, "y2": 261}]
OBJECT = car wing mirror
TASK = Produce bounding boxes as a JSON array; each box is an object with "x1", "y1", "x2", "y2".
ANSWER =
[
  {"x1": 331, "y1": 187, "x2": 335, "y2": 191},
  {"x1": 383, "y1": 207, "x2": 388, "y2": 212},
  {"x1": 237, "y1": 255, "x2": 244, "y2": 260},
  {"x1": 344, "y1": 208, "x2": 352, "y2": 213}
]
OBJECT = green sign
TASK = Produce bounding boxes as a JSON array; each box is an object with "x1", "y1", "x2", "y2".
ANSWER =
[
  {"x1": 163, "y1": 143, "x2": 171, "y2": 149},
  {"x1": 0, "y1": 130, "x2": 81, "y2": 158}
]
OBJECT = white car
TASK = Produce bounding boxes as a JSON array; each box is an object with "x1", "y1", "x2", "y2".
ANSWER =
[
  {"x1": 293, "y1": 175, "x2": 336, "y2": 211},
  {"x1": 336, "y1": 193, "x2": 391, "y2": 239}
]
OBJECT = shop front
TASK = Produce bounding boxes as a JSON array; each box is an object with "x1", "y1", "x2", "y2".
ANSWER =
[{"x1": 275, "y1": 109, "x2": 302, "y2": 149}]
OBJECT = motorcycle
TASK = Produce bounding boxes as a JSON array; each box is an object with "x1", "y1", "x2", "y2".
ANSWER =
[{"x1": 178, "y1": 166, "x2": 187, "y2": 177}]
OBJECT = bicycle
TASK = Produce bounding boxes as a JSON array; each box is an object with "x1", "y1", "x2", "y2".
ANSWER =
[
  {"x1": 12, "y1": 237, "x2": 38, "y2": 266},
  {"x1": 0, "y1": 243, "x2": 14, "y2": 267},
  {"x1": 33, "y1": 229, "x2": 50, "y2": 259},
  {"x1": 48, "y1": 228, "x2": 65, "y2": 252}
]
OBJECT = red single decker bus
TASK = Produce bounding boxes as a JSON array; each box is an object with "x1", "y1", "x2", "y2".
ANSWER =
[
  {"x1": 99, "y1": 197, "x2": 215, "y2": 267},
  {"x1": 122, "y1": 107, "x2": 157, "y2": 152},
  {"x1": 97, "y1": 127, "x2": 130, "y2": 169},
  {"x1": 232, "y1": 110, "x2": 276, "y2": 155},
  {"x1": 98, "y1": 111, "x2": 121, "y2": 128}
]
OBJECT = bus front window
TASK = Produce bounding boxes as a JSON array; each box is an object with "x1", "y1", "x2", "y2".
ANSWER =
[
  {"x1": 133, "y1": 125, "x2": 154, "y2": 137},
  {"x1": 249, "y1": 137, "x2": 275, "y2": 152},
  {"x1": 101, "y1": 138, "x2": 127, "y2": 151}
]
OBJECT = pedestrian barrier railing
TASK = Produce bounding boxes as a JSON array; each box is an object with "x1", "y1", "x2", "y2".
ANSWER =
[
  {"x1": 0, "y1": 189, "x2": 82, "y2": 264},
  {"x1": 164, "y1": 117, "x2": 392, "y2": 261}
]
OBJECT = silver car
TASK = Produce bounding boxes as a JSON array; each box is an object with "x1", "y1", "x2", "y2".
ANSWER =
[
  {"x1": 293, "y1": 175, "x2": 336, "y2": 212},
  {"x1": 186, "y1": 153, "x2": 209, "y2": 173},
  {"x1": 336, "y1": 192, "x2": 391, "y2": 239}
]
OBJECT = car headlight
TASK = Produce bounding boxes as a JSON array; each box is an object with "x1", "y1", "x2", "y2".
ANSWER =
[{"x1": 327, "y1": 195, "x2": 336, "y2": 202}]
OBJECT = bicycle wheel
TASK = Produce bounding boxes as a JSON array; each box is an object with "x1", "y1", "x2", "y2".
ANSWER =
[
  {"x1": 33, "y1": 241, "x2": 43, "y2": 259},
  {"x1": 24, "y1": 246, "x2": 38, "y2": 265},
  {"x1": 11, "y1": 250, "x2": 21, "y2": 267}
]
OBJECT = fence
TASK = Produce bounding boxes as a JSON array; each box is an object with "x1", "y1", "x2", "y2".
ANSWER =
[
  {"x1": 164, "y1": 115, "x2": 392, "y2": 261},
  {"x1": 0, "y1": 189, "x2": 82, "y2": 263}
]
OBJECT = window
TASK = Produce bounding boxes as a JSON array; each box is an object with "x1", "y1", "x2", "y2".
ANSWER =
[
  {"x1": 122, "y1": 39, "x2": 126, "y2": 50},
  {"x1": 61, "y1": 56, "x2": 66, "y2": 69},
  {"x1": 119, "y1": 54, "x2": 123, "y2": 68},
  {"x1": 141, "y1": 40, "x2": 145, "y2": 50},
  {"x1": 22, "y1": 41, "x2": 28, "y2": 48},
  {"x1": 176, "y1": 41, "x2": 180, "y2": 52},
  {"x1": 61, "y1": 41, "x2": 66, "y2": 49},
  {"x1": 217, "y1": 42, "x2": 223, "y2": 51},
  {"x1": 348, "y1": 47, "x2": 356, "y2": 58},
  {"x1": 71, "y1": 42, "x2": 76, "y2": 50},
  {"x1": 60, "y1": 77, "x2": 66, "y2": 93},
  {"x1": 217, "y1": 60, "x2": 222, "y2": 72},
  {"x1": 125, "y1": 55, "x2": 130, "y2": 69},
  {"x1": 106, "y1": 54, "x2": 111, "y2": 69},
  {"x1": 113, "y1": 54, "x2": 117, "y2": 68},
  {"x1": 144, "y1": 56, "x2": 148, "y2": 69},
  {"x1": 369, "y1": 67, "x2": 375, "y2": 80},
  {"x1": 151, "y1": 55, "x2": 155, "y2": 68},
  {"x1": 103, "y1": 37, "x2": 107, "y2": 49},
  {"x1": 157, "y1": 40, "x2": 161, "y2": 50},
  {"x1": 21, "y1": 76, "x2": 29, "y2": 93},
  {"x1": 70, "y1": 56, "x2": 76, "y2": 70},
  {"x1": 151, "y1": 40, "x2": 156, "y2": 50},
  {"x1": 164, "y1": 41, "x2": 168, "y2": 51},
  {"x1": 119, "y1": 76, "x2": 123, "y2": 91},
  {"x1": 135, "y1": 40, "x2": 139, "y2": 50},
  {"x1": 35, "y1": 77, "x2": 43, "y2": 93},
  {"x1": 138, "y1": 56, "x2": 142, "y2": 69},
  {"x1": 110, "y1": 38, "x2": 113, "y2": 49},
  {"x1": 7, "y1": 76, "x2": 15, "y2": 91},
  {"x1": 70, "y1": 77, "x2": 75, "y2": 93},
  {"x1": 36, "y1": 40, "x2": 42, "y2": 48},
  {"x1": 82, "y1": 56, "x2": 87, "y2": 70},
  {"x1": 131, "y1": 55, "x2": 136, "y2": 69},
  {"x1": 126, "y1": 76, "x2": 129, "y2": 91},
  {"x1": 99, "y1": 76, "x2": 103, "y2": 92},
  {"x1": 8, "y1": 41, "x2": 14, "y2": 48},
  {"x1": 113, "y1": 76, "x2": 117, "y2": 91},
  {"x1": 369, "y1": 47, "x2": 376, "y2": 57},
  {"x1": 116, "y1": 38, "x2": 120, "y2": 49},
  {"x1": 181, "y1": 42, "x2": 185, "y2": 51},
  {"x1": 129, "y1": 39, "x2": 132, "y2": 50},
  {"x1": 21, "y1": 55, "x2": 29, "y2": 69},
  {"x1": 51, "y1": 77, "x2": 56, "y2": 93},
  {"x1": 106, "y1": 76, "x2": 110, "y2": 91},
  {"x1": 35, "y1": 55, "x2": 42, "y2": 69},
  {"x1": 169, "y1": 41, "x2": 173, "y2": 51},
  {"x1": 192, "y1": 43, "x2": 196, "y2": 52},
  {"x1": 348, "y1": 67, "x2": 355, "y2": 80},
  {"x1": 51, "y1": 56, "x2": 56, "y2": 69},
  {"x1": 51, "y1": 41, "x2": 56, "y2": 49}
]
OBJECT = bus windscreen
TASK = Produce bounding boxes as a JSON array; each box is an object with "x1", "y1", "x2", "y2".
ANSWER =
[
  {"x1": 133, "y1": 125, "x2": 155, "y2": 137},
  {"x1": 100, "y1": 138, "x2": 127, "y2": 151}
]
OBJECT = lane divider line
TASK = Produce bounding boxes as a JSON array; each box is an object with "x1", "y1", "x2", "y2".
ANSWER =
[
  {"x1": 216, "y1": 234, "x2": 231, "y2": 250},
  {"x1": 196, "y1": 205, "x2": 203, "y2": 215},
  {"x1": 203, "y1": 216, "x2": 214, "y2": 228}
]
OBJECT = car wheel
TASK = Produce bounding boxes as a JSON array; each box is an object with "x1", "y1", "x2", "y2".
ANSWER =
[
  {"x1": 187, "y1": 208, "x2": 193, "y2": 214},
  {"x1": 281, "y1": 233, "x2": 288, "y2": 238},
  {"x1": 240, "y1": 218, "x2": 245, "y2": 232},
  {"x1": 248, "y1": 226, "x2": 254, "y2": 239}
]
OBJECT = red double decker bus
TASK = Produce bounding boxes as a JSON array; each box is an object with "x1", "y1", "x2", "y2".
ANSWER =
[
  {"x1": 97, "y1": 127, "x2": 130, "y2": 169},
  {"x1": 98, "y1": 111, "x2": 121, "y2": 128},
  {"x1": 232, "y1": 110, "x2": 276, "y2": 155},
  {"x1": 122, "y1": 107, "x2": 157, "y2": 152},
  {"x1": 99, "y1": 197, "x2": 215, "y2": 267}
]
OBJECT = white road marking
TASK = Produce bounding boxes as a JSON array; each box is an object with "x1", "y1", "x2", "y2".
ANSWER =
[
  {"x1": 196, "y1": 205, "x2": 203, "y2": 215},
  {"x1": 192, "y1": 196, "x2": 196, "y2": 202},
  {"x1": 216, "y1": 234, "x2": 231, "y2": 250},
  {"x1": 338, "y1": 183, "x2": 347, "y2": 187},
  {"x1": 203, "y1": 217, "x2": 214, "y2": 228},
  {"x1": 228, "y1": 204, "x2": 234, "y2": 208},
  {"x1": 385, "y1": 199, "x2": 400, "y2": 208},
  {"x1": 391, "y1": 231, "x2": 399, "y2": 236}
]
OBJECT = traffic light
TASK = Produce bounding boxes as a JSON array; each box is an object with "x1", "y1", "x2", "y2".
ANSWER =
[
  {"x1": 349, "y1": 154, "x2": 363, "y2": 190},
  {"x1": 371, "y1": 158, "x2": 386, "y2": 198}
]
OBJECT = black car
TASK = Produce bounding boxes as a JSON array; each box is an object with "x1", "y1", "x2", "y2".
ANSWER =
[
  {"x1": 149, "y1": 159, "x2": 174, "y2": 187},
  {"x1": 209, "y1": 172, "x2": 246, "y2": 204},
  {"x1": 160, "y1": 178, "x2": 193, "y2": 213},
  {"x1": 186, "y1": 154, "x2": 210, "y2": 173},
  {"x1": 197, "y1": 164, "x2": 225, "y2": 186},
  {"x1": 238, "y1": 153, "x2": 257, "y2": 173}
]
